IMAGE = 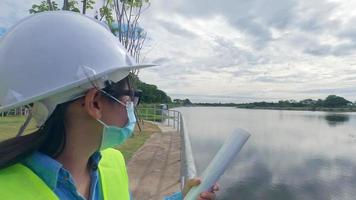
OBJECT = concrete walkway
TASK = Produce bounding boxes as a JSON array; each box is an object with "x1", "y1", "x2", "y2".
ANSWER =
[{"x1": 127, "y1": 124, "x2": 181, "y2": 200}]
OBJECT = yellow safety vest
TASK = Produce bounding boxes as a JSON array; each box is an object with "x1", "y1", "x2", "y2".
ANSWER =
[{"x1": 0, "y1": 148, "x2": 130, "y2": 200}]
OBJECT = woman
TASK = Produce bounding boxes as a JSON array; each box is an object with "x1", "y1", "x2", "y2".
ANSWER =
[{"x1": 0, "y1": 11, "x2": 218, "y2": 200}]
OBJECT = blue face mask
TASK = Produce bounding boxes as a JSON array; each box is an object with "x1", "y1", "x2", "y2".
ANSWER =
[{"x1": 97, "y1": 99, "x2": 136, "y2": 150}]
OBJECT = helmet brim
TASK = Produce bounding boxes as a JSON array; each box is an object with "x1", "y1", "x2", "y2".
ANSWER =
[{"x1": 0, "y1": 63, "x2": 157, "y2": 114}]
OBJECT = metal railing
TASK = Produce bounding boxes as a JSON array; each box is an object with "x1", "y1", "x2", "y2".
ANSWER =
[
  {"x1": 136, "y1": 107, "x2": 197, "y2": 189},
  {"x1": 178, "y1": 112, "x2": 198, "y2": 190},
  {"x1": 0, "y1": 106, "x2": 30, "y2": 117}
]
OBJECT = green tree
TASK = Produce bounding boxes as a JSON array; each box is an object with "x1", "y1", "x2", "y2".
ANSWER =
[
  {"x1": 173, "y1": 98, "x2": 192, "y2": 106},
  {"x1": 315, "y1": 99, "x2": 323, "y2": 107},
  {"x1": 29, "y1": 1, "x2": 59, "y2": 13},
  {"x1": 300, "y1": 99, "x2": 315, "y2": 105},
  {"x1": 130, "y1": 74, "x2": 172, "y2": 104},
  {"x1": 29, "y1": 0, "x2": 87, "y2": 13},
  {"x1": 109, "y1": 0, "x2": 150, "y2": 64},
  {"x1": 182, "y1": 99, "x2": 192, "y2": 106},
  {"x1": 323, "y1": 95, "x2": 351, "y2": 107}
]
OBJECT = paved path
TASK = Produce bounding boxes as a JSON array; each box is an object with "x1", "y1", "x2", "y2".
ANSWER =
[{"x1": 127, "y1": 124, "x2": 181, "y2": 200}]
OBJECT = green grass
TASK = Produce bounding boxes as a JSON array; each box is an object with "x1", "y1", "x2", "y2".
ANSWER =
[
  {"x1": 138, "y1": 114, "x2": 163, "y2": 122},
  {"x1": 0, "y1": 116, "x2": 38, "y2": 140}
]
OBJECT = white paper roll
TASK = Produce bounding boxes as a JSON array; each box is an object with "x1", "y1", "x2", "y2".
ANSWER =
[{"x1": 184, "y1": 129, "x2": 250, "y2": 200}]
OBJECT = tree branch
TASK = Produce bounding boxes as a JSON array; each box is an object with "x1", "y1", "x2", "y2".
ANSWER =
[
  {"x1": 62, "y1": 0, "x2": 69, "y2": 10},
  {"x1": 82, "y1": 0, "x2": 87, "y2": 14},
  {"x1": 47, "y1": 0, "x2": 54, "y2": 10}
]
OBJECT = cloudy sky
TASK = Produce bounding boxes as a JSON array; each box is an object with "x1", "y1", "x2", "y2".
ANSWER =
[{"x1": 1, "y1": 0, "x2": 356, "y2": 103}]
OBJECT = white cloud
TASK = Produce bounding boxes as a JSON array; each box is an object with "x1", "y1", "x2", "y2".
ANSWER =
[
  {"x1": 137, "y1": 0, "x2": 356, "y2": 102},
  {"x1": 1, "y1": 0, "x2": 356, "y2": 102},
  {"x1": 0, "y1": 0, "x2": 40, "y2": 28}
]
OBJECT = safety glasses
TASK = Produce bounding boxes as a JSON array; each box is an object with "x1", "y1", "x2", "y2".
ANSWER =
[
  {"x1": 113, "y1": 90, "x2": 142, "y2": 106},
  {"x1": 100, "y1": 89, "x2": 142, "y2": 107}
]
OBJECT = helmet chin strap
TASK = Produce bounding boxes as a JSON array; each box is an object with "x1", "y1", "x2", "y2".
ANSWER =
[
  {"x1": 32, "y1": 101, "x2": 50, "y2": 128},
  {"x1": 30, "y1": 75, "x2": 109, "y2": 128}
]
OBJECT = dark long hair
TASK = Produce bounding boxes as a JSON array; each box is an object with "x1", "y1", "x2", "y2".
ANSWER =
[{"x1": 0, "y1": 76, "x2": 133, "y2": 169}]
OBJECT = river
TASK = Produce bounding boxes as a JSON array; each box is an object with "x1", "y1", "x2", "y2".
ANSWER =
[{"x1": 176, "y1": 107, "x2": 356, "y2": 200}]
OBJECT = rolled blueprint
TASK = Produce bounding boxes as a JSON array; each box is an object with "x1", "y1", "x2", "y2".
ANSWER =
[{"x1": 184, "y1": 129, "x2": 250, "y2": 200}]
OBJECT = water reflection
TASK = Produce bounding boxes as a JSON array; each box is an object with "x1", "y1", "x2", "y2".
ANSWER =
[
  {"x1": 220, "y1": 157, "x2": 356, "y2": 200},
  {"x1": 324, "y1": 114, "x2": 350, "y2": 127},
  {"x1": 177, "y1": 107, "x2": 356, "y2": 200},
  {"x1": 221, "y1": 160, "x2": 296, "y2": 200}
]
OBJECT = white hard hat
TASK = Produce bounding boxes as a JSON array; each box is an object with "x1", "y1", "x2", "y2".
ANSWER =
[{"x1": 0, "y1": 11, "x2": 153, "y2": 126}]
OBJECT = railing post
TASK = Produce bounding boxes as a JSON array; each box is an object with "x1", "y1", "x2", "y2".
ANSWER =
[
  {"x1": 153, "y1": 105, "x2": 156, "y2": 122},
  {"x1": 145, "y1": 108, "x2": 148, "y2": 121},
  {"x1": 173, "y1": 111, "x2": 176, "y2": 129},
  {"x1": 177, "y1": 113, "x2": 180, "y2": 132},
  {"x1": 176, "y1": 112, "x2": 178, "y2": 129},
  {"x1": 161, "y1": 108, "x2": 163, "y2": 124}
]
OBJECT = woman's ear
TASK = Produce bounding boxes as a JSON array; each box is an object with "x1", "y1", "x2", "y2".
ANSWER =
[{"x1": 84, "y1": 88, "x2": 102, "y2": 120}]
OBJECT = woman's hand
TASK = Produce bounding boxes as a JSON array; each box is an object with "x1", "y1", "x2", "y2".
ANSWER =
[{"x1": 182, "y1": 178, "x2": 219, "y2": 200}]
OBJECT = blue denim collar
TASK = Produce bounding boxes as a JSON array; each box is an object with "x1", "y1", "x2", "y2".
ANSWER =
[{"x1": 22, "y1": 151, "x2": 102, "y2": 190}]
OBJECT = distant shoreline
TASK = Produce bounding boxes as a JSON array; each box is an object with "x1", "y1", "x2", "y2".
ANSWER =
[{"x1": 235, "y1": 106, "x2": 356, "y2": 112}]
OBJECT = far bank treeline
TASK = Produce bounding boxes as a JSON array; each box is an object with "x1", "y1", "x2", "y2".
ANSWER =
[{"x1": 196, "y1": 95, "x2": 356, "y2": 111}]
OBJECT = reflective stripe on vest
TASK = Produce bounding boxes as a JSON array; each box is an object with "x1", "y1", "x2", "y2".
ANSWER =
[{"x1": 0, "y1": 148, "x2": 129, "y2": 200}]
